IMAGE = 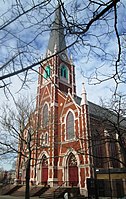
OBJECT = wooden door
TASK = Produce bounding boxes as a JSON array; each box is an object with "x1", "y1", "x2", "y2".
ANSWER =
[
  {"x1": 68, "y1": 154, "x2": 78, "y2": 186},
  {"x1": 41, "y1": 155, "x2": 48, "y2": 185}
]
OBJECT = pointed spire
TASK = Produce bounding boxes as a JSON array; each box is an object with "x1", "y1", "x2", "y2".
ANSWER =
[
  {"x1": 47, "y1": 4, "x2": 68, "y2": 58},
  {"x1": 68, "y1": 88, "x2": 71, "y2": 94},
  {"x1": 81, "y1": 83, "x2": 88, "y2": 106},
  {"x1": 70, "y1": 54, "x2": 73, "y2": 64}
]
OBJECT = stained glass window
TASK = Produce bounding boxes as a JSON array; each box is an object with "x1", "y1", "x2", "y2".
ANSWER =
[
  {"x1": 45, "y1": 133, "x2": 48, "y2": 145},
  {"x1": 41, "y1": 134, "x2": 44, "y2": 145},
  {"x1": 42, "y1": 155, "x2": 48, "y2": 166},
  {"x1": 92, "y1": 131, "x2": 104, "y2": 168},
  {"x1": 66, "y1": 111, "x2": 74, "y2": 140},
  {"x1": 109, "y1": 139, "x2": 119, "y2": 168},
  {"x1": 69, "y1": 154, "x2": 77, "y2": 166},
  {"x1": 43, "y1": 104, "x2": 48, "y2": 127},
  {"x1": 61, "y1": 65, "x2": 68, "y2": 79},
  {"x1": 44, "y1": 66, "x2": 50, "y2": 79}
]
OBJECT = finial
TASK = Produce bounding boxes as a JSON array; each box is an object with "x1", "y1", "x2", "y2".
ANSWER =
[
  {"x1": 82, "y1": 82, "x2": 86, "y2": 94},
  {"x1": 81, "y1": 82, "x2": 88, "y2": 105},
  {"x1": 46, "y1": 49, "x2": 51, "y2": 57},
  {"x1": 70, "y1": 54, "x2": 73, "y2": 64},
  {"x1": 68, "y1": 88, "x2": 71, "y2": 93}
]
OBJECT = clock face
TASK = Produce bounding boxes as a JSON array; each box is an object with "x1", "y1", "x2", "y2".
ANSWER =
[{"x1": 61, "y1": 53, "x2": 67, "y2": 60}]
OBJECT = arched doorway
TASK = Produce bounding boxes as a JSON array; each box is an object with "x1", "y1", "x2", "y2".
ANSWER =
[
  {"x1": 41, "y1": 155, "x2": 48, "y2": 185},
  {"x1": 68, "y1": 153, "x2": 79, "y2": 186}
]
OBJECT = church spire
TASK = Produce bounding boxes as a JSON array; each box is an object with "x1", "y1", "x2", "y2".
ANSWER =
[{"x1": 47, "y1": 4, "x2": 68, "y2": 59}]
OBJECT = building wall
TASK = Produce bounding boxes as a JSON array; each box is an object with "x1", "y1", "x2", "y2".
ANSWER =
[
  {"x1": 16, "y1": 55, "x2": 126, "y2": 197},
  {"x1": 21, "y1": 55, "x2": 91, "y2": 195}
]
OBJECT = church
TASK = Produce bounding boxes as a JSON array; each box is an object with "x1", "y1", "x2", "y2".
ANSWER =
[{"x1": 16, "y1": 5, "x2": 126, "y2": 198}]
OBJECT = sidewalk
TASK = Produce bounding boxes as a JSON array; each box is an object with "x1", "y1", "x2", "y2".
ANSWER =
[{"x1": 0, "y1": 196, "x2": 40, "y2": 199}]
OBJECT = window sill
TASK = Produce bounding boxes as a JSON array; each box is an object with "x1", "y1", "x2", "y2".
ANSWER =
[{"x1": 62, "y1": 137, "x2": 78, "y2": 144}]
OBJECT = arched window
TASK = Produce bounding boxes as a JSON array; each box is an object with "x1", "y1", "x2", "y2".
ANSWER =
[
  {"x1": 45, "y1": 133, "x2": 48, "y2": 145},
  {"x1": 92, "y1": 130, "x2": 104, "y2": 168},
  {"x1": 43, "y1": 104, "x2": 49, "y2": 127},
  {"x1": 42, "y1": 155, "x2": 48, "y2": 185},
  {"x1": 41, "y1": 134, "x2": 44, "y2": 146},
  {"x1": 44, "y1": 66, "x2": 50, "y2": 79},
  {"x1": 66, "y1": 111, "x2": 74, "y2": 140},
  {"x1": 61, "y1": 65, "x2": 68, "y2": 79},
  {"x1": 68, "y1": 153, "x2": 77, "y2": 166},
  {"x1": 109, "y1": 139, "x2": 119, "y2": 168},
  {"x1": 42, "y1": 155, "x2": 48, "y2": 165}
]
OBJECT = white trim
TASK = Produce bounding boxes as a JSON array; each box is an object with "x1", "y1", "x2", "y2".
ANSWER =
[
  {"x1": 41, "y1": 102, "x2": 49, "y2": 128},
  {"x1": 45, "y1": 132, "x2": 48, "y2": 145},
  {"x1": 40, "y1": 133, "x2": 45, "y2": 146},
  {"x1": 62, "y1": 149, "x2": 80, "y2": 186},
  {"x1": 40, "y1": 131, "x2": 49, "y2": 146},
  {"x1": 64, "y1": 109, "x2": 75, "y2": 141},
  {"x1": 40, "y1": 85, "x2": 51, "y2": 101},
  {"x1": 51, "y1": 102, "x2": 58, "y2": 107},
  {"x1": 62, "y1": 137, "x2": 78, "y2": 144},
  {"x1": 37, "y1": 151, "x2": 49, "y2": 165},
  {"x1": 36, "y1": 151, "x2": 49, "y2": 184},
  {"x1": 59, "y1": 63, "x2": 70, "y2": 84},
  {"x1": 62, "y1": 149, "x2": 79, "y2": 167},
  {"x1": 60, "y1": 92, "x2": 80, "y2": 119}
]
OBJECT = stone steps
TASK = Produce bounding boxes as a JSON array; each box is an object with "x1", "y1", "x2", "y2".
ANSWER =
[
  {"x1": 1, "y1": 184, "x2": 22, "y2": 195},
  {"x1": 30, "y1": 186, "x2": 49, "y2": 197},
  {"x1": 0, "y1": 184, "x2": 83, "y2": 198},
  {"x1": 11, "y1": 185, "x2": 26, "y2": 196},
  {"x1": 11, "y1": 185, "x2": 48, "y2": 197},
  {"x1": 40, "y1": 187, "x2": 56, "y2": 199},
  {"x1": 40, "y1": 187, "x2": 80, "y2": 199}
]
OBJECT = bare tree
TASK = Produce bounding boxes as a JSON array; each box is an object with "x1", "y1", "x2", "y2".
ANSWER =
[
  {"x1": 0, "y1": 96, "x2": 36, "y2": 199},
  {"x1": 0, "y1": 95, "x2": 58, "y2": 198},
  {"x1": 81, "y1": 96, "x2": 126, "y2": 168},
  {"x1": 0, "y1": 0, "x2": 125, "y2": 98},
  {"x1": 99, "y1": 95, "x2": 126, "y2": 166},
  {"x1": 0, "y1": 1, "x2": 126, "y2": 198}
]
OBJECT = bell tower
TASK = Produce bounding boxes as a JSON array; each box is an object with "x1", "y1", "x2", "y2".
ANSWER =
[
  {"x1": 35, "y1": 4, "x2": 77, "y2": 186},
  {"x1": 37, "y1": 4, "x2": 76, "y2": 106}
]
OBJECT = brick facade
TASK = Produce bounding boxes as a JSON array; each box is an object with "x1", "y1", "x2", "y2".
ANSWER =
[{"x1": 16, "y1": 5, "x2": 126, "y2": 197}]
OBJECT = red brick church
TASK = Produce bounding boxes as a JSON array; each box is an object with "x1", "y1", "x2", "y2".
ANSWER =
[{"x1": 16, "y1": 5, "x2": 126, "y2": 198}]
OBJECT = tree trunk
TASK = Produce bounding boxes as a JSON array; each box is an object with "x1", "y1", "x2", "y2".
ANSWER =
[
  {"x1": 25, "y1": 157, "x2": 31, "y2": 199},
  {"x1": 25, "y1": 131, "x2": 31, "y2": 199}
]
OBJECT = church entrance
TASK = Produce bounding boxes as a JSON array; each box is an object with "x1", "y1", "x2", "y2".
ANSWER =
[
  {"x1": 41, "y1": 155, "x2": 48, "y2": 185},
  {"x1": 68, "y1": 153, "x2": 78, "y2": 186}
]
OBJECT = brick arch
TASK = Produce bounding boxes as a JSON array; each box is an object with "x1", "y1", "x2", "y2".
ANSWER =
[
  {"x1": 41, "y1": 154, "x2": 48, "y2": 185},
  {"x1": 65, "y1": 109, "x2": 75, "y2": 121},
  {"x1": 36, "y1": 151, "x2": 49, "y2": 185},
  {"x1": 64, "y1": 109, "x2": 75, "y2": 141},
  {"x1": 60, "y1": 63, "x2": 69, "y2": 82},
  {"x1": 62, "y1": 150, "x2": 79, "y2": 187},
  {"x1": 66, "y1": 111, "x2": 74, "y2": 140},
  {"x1": 67, "y1": 153, "x2": 79, "y2": 186},
  {"x1": 42, "y1": 103, "x2": 49, "y2": 128}
]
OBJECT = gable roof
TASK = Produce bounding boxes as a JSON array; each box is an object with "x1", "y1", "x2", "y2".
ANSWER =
[{"x1": 74, "y1": 95, "x2": 126, "y2": 128}]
